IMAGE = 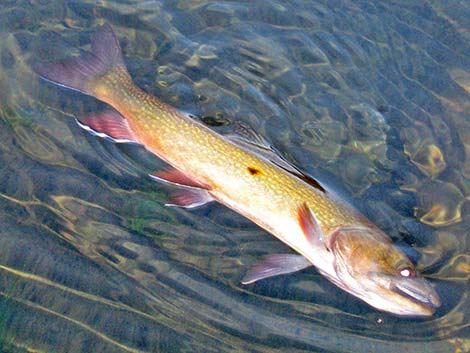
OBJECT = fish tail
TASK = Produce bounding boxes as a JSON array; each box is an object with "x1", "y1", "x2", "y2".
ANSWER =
[{"x1": 34, "y1": 24, "x2": 131, "y2": 102}]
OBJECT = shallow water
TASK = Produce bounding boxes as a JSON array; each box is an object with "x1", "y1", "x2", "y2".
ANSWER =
[{"x1": 0, "y1": 0, "x2": 469, "y2": 352}]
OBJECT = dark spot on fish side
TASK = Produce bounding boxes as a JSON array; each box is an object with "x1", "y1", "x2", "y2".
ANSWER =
[{"x1": 247, "y1": 166, "x2": 261, "y2": 176}]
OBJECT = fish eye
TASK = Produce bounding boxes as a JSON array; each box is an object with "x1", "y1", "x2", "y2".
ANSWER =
[{"x1": 399, "y1": 267, "x2": 415, "y2": 278}]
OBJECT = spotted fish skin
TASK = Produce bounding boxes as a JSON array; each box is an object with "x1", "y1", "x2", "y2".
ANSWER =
[{"x1": 35, "y1": 24, "x2": 440, "y2": 316}]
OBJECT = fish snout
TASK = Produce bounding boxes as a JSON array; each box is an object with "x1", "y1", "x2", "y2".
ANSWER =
[{"x1": 390, "y1": 275, "x2": 441, "y2": 315}]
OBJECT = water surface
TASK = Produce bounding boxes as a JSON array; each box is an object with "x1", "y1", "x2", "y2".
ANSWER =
[{"x1": 0, "y1": 1, "x2": 469, "y2": 352}]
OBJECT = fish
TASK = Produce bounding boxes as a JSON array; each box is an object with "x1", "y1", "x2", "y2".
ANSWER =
[{"x1": 35, "y1": 24, "x2": 441, "y2": 316}]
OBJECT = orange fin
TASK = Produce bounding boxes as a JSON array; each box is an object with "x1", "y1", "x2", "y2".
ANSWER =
[
  {"x1": 77, "y1": 110, "x2": 139, "y2": 144},
  {"x1": 150, "y1": 169, "x2": 213, "y2": 208},
  {"x1": 149, "y1": 169, "x2": 210, "y2": 190},
  {"x1": 241, "y1": 254, "x2": 312, "y2": 284},
  {"x1": 34, "y1": 24, "x2": 127, "y2": 97},
  {"x1": 298, "y1": 202, "x2": 326, "y2": 249},
  {"x1": 165, "y1": 188, "x2": 214, "y2": 209}
]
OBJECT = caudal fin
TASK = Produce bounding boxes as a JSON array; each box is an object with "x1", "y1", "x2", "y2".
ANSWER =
[{"x1": 34, "y1": 24, "x2": 128, "y2": 96}]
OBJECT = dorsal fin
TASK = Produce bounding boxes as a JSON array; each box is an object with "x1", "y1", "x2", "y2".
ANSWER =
[
  {"x1": 231, "y1": 120, "x2": 270, "y2": 147},
  {"x1": 226, "y1": 121, "x2": 326, "y2": 193}
]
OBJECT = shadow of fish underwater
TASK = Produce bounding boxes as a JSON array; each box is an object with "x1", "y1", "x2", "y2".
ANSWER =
[{"x1": 35, "y1": 24, "x2": 440, "y2": 316}]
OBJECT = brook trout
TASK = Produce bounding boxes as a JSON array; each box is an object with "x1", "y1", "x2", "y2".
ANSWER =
[{"x1": 35, "y1": 24, "x2": 440, "y2": 316}]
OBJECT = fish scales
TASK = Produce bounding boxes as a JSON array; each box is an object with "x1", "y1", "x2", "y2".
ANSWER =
[
  {"x1": 35, "y1": 24, "x2": 441, "y2": 316},
  {"x1": 94, "y1": 65, "x2": 358, "y2": 238}
]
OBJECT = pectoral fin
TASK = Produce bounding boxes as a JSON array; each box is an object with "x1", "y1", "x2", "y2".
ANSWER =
[
  {"x1": 297, "y1": 202, "x2": 327, "y2": 249},
  {"x1": 241, "y1": 254, "x2": 313, "y2": 284}
]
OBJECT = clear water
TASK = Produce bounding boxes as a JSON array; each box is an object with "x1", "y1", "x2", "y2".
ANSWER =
[{"x1": 0, "y1": 0, "x2": 469, "y2": 352}]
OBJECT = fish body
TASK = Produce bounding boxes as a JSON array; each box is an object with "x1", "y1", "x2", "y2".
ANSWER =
[{"x1": 35, "y1": 24, "x2": 440, "y2": 316}]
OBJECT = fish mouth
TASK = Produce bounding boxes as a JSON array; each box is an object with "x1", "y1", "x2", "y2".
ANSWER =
[{"x1": 390, "y1": 276, "x2": 441, "y2": 315}]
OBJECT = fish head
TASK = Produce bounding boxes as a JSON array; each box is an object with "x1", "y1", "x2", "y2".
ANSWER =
[{"x1": 329, "y1": 227, "x2": 441, "y2": 316}]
